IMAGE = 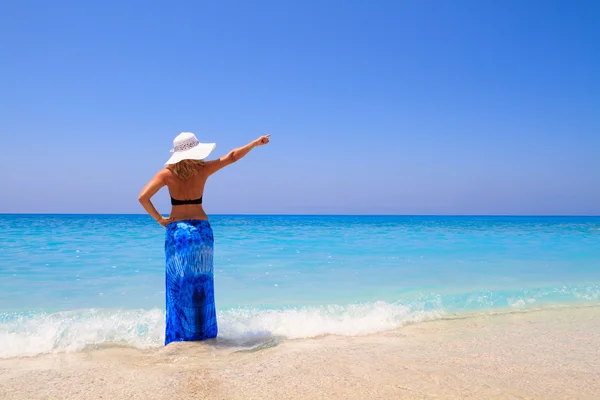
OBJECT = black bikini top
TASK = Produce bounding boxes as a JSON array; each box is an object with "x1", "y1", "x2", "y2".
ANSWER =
[{"x1": 170, "y1": 195, "x2": 203, "y2": 206}]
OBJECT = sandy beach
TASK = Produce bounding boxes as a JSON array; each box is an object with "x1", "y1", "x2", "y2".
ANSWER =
[{"x1": 1, "y1": 305, "x2": 598, "y2": 399}]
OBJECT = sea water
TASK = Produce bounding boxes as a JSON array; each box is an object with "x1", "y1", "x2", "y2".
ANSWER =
[{"x1": 1, "y1": 214, "x2": 599, "y2": 357}]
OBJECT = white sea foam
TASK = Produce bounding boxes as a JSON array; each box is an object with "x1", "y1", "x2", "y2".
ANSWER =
[
  {"x1": 0, "y1": 301, "x2": 442, "y2": 358},
  {"x1": 217, "y1": 301, "x2": 443, "y2": 340},
  {"x1": 0, "y1": 309, "x2": 165, "y2": 358},
  {"x1": 3, "y1": 284, "x2": 599, "y2": 359}
]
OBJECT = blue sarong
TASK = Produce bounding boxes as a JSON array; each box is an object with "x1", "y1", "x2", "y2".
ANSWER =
[{"x1": 164, "y1": 220, "x2": 218, "y2": 345}]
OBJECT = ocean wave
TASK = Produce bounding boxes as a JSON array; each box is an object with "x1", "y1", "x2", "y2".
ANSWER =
[
  {"x1": 217, "y1": 301, "x2": 443, "y2": 340},
  {"x1": 0, "y1": 308, "x2": 164, "y2": 358},
  {"x1": 0, "y1": 301, "x2": 442, "y2": 358},
  {"x1": 2, "y1": 284, "x2": 599, "y2": 358}
]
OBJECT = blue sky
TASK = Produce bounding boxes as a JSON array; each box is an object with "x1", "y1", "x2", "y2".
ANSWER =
[{"x1": 1, "y1": 0, "x2": 598, "y2": 215}]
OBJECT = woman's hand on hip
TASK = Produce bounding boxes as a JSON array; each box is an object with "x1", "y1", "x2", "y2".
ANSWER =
[{"x1": 158, "y1": 217, "x2": 174, "y2": 227}]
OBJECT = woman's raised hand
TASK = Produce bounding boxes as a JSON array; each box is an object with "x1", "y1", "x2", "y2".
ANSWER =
[{"x1": 254, "y1": 134, "x2": 271, "y2": 146}]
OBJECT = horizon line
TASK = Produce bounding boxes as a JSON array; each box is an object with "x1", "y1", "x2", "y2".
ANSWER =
[{"x1": 0, "y1": 213, "x2": 598, "y2": 218}]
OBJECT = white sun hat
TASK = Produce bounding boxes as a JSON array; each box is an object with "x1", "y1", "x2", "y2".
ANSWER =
[{"x1": 164, "y1": 132, "x2": 216, "y2": 166}]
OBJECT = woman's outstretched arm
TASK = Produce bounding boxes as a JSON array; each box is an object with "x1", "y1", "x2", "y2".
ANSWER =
[
  {"x1": 205, "y1": 134, "x2": 270, "y2": 175},
  {"x1": 138, "y1": 169, "x2": 174, "y2": 226}
]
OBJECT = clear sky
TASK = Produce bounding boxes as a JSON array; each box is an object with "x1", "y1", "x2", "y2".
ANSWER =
[{"x1": 1, "y1": 0, "x2": 599, "y2": 215}]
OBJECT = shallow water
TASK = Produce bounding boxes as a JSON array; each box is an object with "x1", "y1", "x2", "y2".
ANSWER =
[
  {"x1": 1, "y1": 214, "x2": 599, "y2": 357},
  {"x1": 2, "y1": 306, "x2": 599, "y2": 400}
]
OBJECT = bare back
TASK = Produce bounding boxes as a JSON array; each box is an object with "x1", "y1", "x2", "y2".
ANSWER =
[{"x1": 165, "y1": 163, "x2": 213, "y2": 222}]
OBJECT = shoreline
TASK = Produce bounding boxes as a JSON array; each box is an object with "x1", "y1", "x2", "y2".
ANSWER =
[
  {"x1": 3, "y1": 299, "x2": 599, "y2": 359},
  {"x1": 2, "y1": 304, "x2": 599, "y2": 399}
]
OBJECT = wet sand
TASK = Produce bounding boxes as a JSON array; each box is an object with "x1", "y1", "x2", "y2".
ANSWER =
[{"x1": 1, "y1": 305, "x2": 599, "y2": 399}]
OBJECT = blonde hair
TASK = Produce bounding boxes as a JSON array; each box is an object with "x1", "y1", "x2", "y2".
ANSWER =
[{"x1": 167, "y1": 159, "x2": 204, "y2": 180}]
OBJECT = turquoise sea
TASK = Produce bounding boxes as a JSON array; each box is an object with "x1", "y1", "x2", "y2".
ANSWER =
[{"x1": 1, "y1": 214, "x2": 599, "y2": 358}]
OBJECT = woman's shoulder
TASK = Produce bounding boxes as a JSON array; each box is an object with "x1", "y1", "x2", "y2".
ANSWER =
[
  {"x1": 160, "y1": 167, "x2": 174, "y2": 176},
  {"x1": 158, "y1": 167, "x2": 175, "y2": 182}
]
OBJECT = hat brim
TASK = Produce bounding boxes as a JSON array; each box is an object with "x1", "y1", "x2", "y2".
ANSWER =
[{"x1": 164, "y1": 143, "x2": 216, "y2": 166}]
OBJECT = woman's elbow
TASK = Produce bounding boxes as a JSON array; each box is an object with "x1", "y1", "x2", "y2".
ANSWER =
[{"x1": 228, "y1": 151, "x2": 239, "y2": 162}]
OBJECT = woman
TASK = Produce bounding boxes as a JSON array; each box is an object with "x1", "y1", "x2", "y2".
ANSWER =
[{"x1": 138, "y1": 132, "x2": 270, "y2": 345}]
